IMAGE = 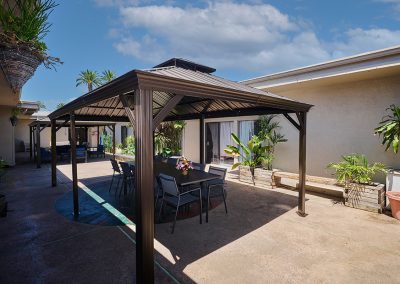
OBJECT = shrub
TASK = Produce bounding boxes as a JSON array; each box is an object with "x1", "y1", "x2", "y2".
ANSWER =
[{"x1": 327, "y1": 154, "x2": 386, "y2": 186}]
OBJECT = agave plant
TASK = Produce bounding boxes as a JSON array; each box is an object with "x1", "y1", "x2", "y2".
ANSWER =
[
  {"x1": 327, "y1": 154, "x2": 386, "y2": 186},
  {"x1": 375, "y1": 104, "x2": 400, "y2": 154},
  {"x1": 101, "y1": 70, "x2": 116, "y2": 83},
  {"x1": 224, "y1": 133, "x2": 272, "y2": 170},
  {"x1": 76, "y1": 69, "x2": 102, "y2": 92}
]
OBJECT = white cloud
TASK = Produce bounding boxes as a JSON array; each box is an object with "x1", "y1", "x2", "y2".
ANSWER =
[{"x1": 102, "y1": 1, "x2": 400, "y2": 74}]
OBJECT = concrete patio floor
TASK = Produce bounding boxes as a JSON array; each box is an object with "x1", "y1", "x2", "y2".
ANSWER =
[{"x1": 1, "y1": 159, "x2": 400, "y2": 283}]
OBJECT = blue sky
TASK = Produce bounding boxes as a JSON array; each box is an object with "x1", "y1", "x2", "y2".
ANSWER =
[{"x1": 22, "y1": 0, "x2": 400, "y2": 110}]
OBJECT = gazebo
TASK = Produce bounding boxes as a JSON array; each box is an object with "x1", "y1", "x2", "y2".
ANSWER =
[
  {"x1": 29, "y1": 119, "x2": 116, "y2": 168},
  {"x1": 48, "y1": 58, "x2": 312, "y2": 283}
]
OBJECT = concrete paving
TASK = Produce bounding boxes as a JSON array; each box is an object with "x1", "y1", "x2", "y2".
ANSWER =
[{"x1": 1, "y1": 159, "x2": 400, "y2": 283}]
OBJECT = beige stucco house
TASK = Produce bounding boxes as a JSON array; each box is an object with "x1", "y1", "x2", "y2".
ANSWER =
[{"x1": 181, "y1": 46, "x2": 400, "y2": 182}]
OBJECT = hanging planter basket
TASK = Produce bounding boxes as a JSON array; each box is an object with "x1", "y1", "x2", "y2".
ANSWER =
[{"x1": 0, "y1": 35, "x2": 44, "y2": 93}]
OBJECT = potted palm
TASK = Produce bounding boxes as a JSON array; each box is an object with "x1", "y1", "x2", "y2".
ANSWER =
[
  {"x1": 375, "y1": 104, "x2": 400, "y2": 218},
  {"x1": 0, "y1": 0, "x2": 61, "y2": 93},
  {"x1": 328, "y1": 154, "x2": 386, "y2": 213}
]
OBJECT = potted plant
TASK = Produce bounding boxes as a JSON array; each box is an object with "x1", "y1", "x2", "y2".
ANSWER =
[
  {"x1": 224, "y1": 133, "x2": 280, "y2": 188},
  {"x1": 0, "y1": 0, "x2": 61, "y2": 93},
  {"x1": 375, "y1": 104, "x2": 400, "y2": 217},
  {"x1": 328, "y1": 154, "x2": 387, "y2": 213},
  {"x1": 9, "y1": 107, "x2": 20, "y2": 126}
]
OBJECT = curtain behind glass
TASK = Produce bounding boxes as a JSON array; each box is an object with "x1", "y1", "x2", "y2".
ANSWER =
[
  {"x1": 239, "y1": 121, "x2": 255, "y2": 161},
  {"x1": 219, "y1": 122, "x2": 234, "y2": 164}
]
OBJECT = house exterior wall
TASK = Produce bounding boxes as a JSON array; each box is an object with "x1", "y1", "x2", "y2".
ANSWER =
[
  {"x1": 266, "y1": 74, "x2": 400, "y2": 182},
  {"x1": 0, "y1": 107, "x2": 15, "y2": 165},
  {"x1": 182, "y1": 73, "x2": 400, "y2": 183}
]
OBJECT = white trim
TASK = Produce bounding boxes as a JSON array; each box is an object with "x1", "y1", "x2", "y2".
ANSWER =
[{"x1": 242, "y1": 45, "x2": 400, "y2": 88}]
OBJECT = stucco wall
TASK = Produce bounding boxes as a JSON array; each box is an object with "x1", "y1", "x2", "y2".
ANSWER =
[
  {"x1": 268, "y1": 74, "x2": 400, "y2": 182},
  {"x1": 181, "y1": 74, "x2": 400, "y2": 183},
  {"x1": 182, "y1": 120, "x2": 200, "y2": 162},
  {"x1": 0, "y1": 107, "x2": 15, "y2": 165}
]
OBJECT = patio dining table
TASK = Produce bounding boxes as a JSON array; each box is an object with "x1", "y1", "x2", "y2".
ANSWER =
[{"x1": 126, "y1": 160, "x2": 221, "y2": 187}]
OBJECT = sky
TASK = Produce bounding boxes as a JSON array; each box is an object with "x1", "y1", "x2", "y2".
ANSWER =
[{"x1": 22, "y1": 0, "x2": 400, "y2": 110}]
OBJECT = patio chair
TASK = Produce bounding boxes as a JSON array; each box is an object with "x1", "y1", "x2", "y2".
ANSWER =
[
  {"x1": 166, "y1": 157, "x2": 178, "y2": 166},
  {"x1": 88, "y1": 145, "x2": 105, "y2": 158},
  {"x1": 158, "y1": 173, "x2": 203, "y2": 233},
  {"x1": 192, "y1": 162, "x2": 206, "y2": 171},
  {"x1": 72, "y1": 145, "x2": 87, "y2": 163},
  {"x1": 109, "y1": 159, "x2": 122, "y2": 194},
  {"x1": 119, "y1": 161, "x2": 135, "y2": 198},
  {"x1": 204, "y1": 166, "x2": 228, "y2": 222},
  {"x1": 154, "y1": 155, "x2": 165, "y2": 163}
]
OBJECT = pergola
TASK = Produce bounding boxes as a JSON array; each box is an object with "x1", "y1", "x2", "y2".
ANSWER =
[
  {"x1": 48, "y1": 58, "x2": 312, "y2": 283},
  {"x1": 29, "y1": 119, "x2": 116, "y2": 168}
]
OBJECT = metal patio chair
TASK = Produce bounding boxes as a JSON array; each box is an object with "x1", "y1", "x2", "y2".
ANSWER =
[
  {"x1": 158, "y1": 173, "x2": 202, "y2": 233},
  {"x1": 204, "y1": 166, "x2": 228, "y2": 222},
  {"x1": 192, "y1": 162, "x2": 206, "y2": 171},
  {"x1": 119, "y1": 161, "x2": 135, "y2": 198},
  {"x1": 109, "y1": 159, "x2": 122, "y2": 194},
  {"x1": 166, "y1": 157, "x2": 179, "y2": 166}
]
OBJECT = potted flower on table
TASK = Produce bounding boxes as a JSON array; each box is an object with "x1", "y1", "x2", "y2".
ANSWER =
[{"x1": 176, "y1": 157, "x2": 193, "y2": 175}]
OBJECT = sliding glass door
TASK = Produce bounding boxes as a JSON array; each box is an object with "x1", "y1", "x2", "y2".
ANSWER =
[{"x1": 205, "y1": 121, "x2": 234, "y2": 165}]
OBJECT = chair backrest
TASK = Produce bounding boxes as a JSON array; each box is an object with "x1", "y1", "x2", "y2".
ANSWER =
[
  {"x1": 97, "y1": 144, "x2": 104, "y2": 152},
  {"x1": 158, "y1": 174, "x2": 179, "y2": 197},
  {"x1": 208, "y1": 166, "x2": 227, "y2": 181},
  {"x1": 110, "y1": 159, "x2": 121, "y2": 173},
  {"x1": 119, "y1": 161, "x2": 134, "y2": 178},
  {"x1": 167, "y1": 157, "x2": 178, "y2": 166},
  {"x1": 192, "y1": 162, "x2": 206, "y2": 171},
  {"x1": 76, "y1": 146, "x2": 86, "y2": 158},
  {"x1": 154, "y1": 155, "x2": 164, "y2": 162}
]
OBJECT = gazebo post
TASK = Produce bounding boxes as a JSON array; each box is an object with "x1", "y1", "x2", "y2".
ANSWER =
[
  {"x1": 36, "y1": 124, "x2": 41, "y2": 168},
  {"x1": 51, "y1": 119, "x2": 57, "y2": 187},
  {"x1": 70, "y1": 112, "x2": 79, "y2": 217},
  {"x1": 33, "y1": 127, "x2": 36, "y2": 161},
  {"x1": 200, "y1": 114, "x2": 205, "y2": 164},
  {"x1": 112, "y1": 124, "x2": 116, "y2": 158},
  {"x1": 97, "y1": 126, "x2": 100, "y2": 146},
  {"x1": 29, "y1": 126, "x2": 33, "y2": 160},
  {"x1": 297, "y1": 111, "x2": 307, "y2": 216},
  {"x1": 121, "y1": 90, "x2": 154, "y2": 283}
]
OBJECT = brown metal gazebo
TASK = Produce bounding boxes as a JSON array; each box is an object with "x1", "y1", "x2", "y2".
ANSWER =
[{"x1": 48, "y1": 58, "x2": 312, "y2": 283}]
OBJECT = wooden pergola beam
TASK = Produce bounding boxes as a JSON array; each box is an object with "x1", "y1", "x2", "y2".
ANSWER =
[
  {"x1": 56, "y1": 118, "x2": 70, "y2": 132},
  {"x1": 152, "y1": 94, "x2": 183, "y2": 130},
  {"x1": 283, "y1": 113, "x2": 300, "y2": 131},
  {"x1": 119, "y1": 94, "x2": 136, "y2": 130}
]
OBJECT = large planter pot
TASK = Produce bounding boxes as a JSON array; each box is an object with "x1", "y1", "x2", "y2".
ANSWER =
[
  {"x1": 0, "y1": 39, "x2": 43, "y2": 93},
  {"x1": 254, "y1": 168, "x2": 280, "y2": 189},
  {"x1": 386, "y1": 192, "x2": 400, "y2": 220},
  {"x1": 386, "y1": 169, "x2": 400, "y2": 209},
  {"x1": 343, "y1": 183, "x2": 385, "y2": 213},
  {"x1": 239, "y1": 165, "x2": 254, "y2": 184}
]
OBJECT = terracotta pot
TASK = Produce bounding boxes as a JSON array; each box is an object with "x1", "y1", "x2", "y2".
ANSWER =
[{"x1": 387, "y1": 192, "x2": 400, "y2": 220}]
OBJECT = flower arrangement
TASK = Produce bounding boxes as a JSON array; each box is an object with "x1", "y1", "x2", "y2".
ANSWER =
[{"x1": 176, "y1": 157, "x2": 193, "y2": 175}]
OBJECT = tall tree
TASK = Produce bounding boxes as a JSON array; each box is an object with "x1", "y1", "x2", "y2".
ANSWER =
[
  {"x1": 76, "y1": 69, "x2": 101, "y2": 92},
  {"x1": 101, "y1": 70, "x2": 116, "y2": 83},
  {"x1": 56, "y1": 102, "x2": 65, "y2": 109}
]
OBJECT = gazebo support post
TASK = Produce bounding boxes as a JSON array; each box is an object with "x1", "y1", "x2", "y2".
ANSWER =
[
  {"x1": 297, "y1": 111, "x2": 307, "y2": 216},
  {"x1": 51, "y1": 119, "x2": 57, "y2": 187},
  {"x1": 121, "y1": 90, "x2": 154, "y2": 283},
  {"x1": 70, "y1": 112, "x2": 79, "y2": 217},
  {"x1": 112, "y1": 124, "x2": 116, "y2": 157},
  {"x1": 200, "y1": 114, "x2": 205, "y2": 164},
  {"x1": 29, "y1": 126, "x2": 33, "y2": 160},
  {"x1": 97, "y1": 126, "x2": 100, "y2": 146},
  {"x1": 36, "y1": 125, "x2": 41, "y2": 168}
]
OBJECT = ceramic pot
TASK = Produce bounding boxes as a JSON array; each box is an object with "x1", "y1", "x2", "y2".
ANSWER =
[{"x1": 387, "y1": 192, "x2": 400, "y2": 220}]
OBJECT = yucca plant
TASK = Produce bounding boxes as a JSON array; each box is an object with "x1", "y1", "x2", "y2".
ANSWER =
[
  {"x1": 76, "y1": 70, "x2": 102, "y2": 92},
  {"x1": 327, "y1": 154, "x2": 386, "y2": 187},
  {"x1": 101, "y1": 70, "x2": 116, "y2": 83},
  {"x1": 375, "y1": 104, "x2": 400, "y2": 154}
]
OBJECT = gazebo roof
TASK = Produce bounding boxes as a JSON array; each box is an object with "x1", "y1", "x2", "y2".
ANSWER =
[{"x1": 49, "y1": 59, "x2": 312, "y2": 122}]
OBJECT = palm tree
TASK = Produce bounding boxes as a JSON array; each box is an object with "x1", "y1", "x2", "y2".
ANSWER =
[
  {"x1": 76, "y1": 70, "x2": 101, "y2": 92},
  {"x1": 101, "y1": 70, "x2": 116, "y2": 83}
]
